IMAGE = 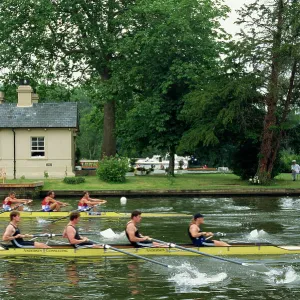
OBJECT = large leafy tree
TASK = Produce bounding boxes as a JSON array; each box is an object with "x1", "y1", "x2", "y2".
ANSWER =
[
  {"x1": 116, "y1": 0, "x2": 229, "y2": 174},
  {"x1": 235, "y1": 0, "x2": 300, "y2": 182},
  {"x1": 180, "y1": 0, "x2": 300, "y2": 182},
  {"x1": 0, "y1": 0, "x2": 145, "y2": 157}
]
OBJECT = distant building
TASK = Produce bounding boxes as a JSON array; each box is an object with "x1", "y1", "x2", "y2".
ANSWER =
[{"x1": 0, "y1": 83, "x2": 78, "y2": 179}]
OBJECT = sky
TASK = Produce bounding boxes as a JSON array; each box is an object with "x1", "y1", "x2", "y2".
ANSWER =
[{"x1": 222, "y1": 0, "x2": 254, "y2": 35}]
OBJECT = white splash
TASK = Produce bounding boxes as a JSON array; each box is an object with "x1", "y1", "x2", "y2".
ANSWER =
[
  {"x1": 247, "y1": 229, "x2": 269, "y2": 240},
  {"x1": 265, "y1": 266, "x2": 299, "y2": 285},
  {"x1": 23, "y1": 206, "x2": 32, "y2": 211},
  {"x1": 169, "y1": 262, "x2": 227, "y2": 288},
  {"x1": 36, "y1": 218, "x2": 50, "y2": 224},
  {"x1": 141, "y1": 207, "x2": 173, "y2": 212}
]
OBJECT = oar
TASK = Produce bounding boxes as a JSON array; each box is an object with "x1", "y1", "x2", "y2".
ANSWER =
[
  {"x1": 31, "y1": 232, "x2": 99, "y2": 238},
  {"x1": 0, "y1": 203, "x2": 25, "y2": 215},
  {"x1": 151, "y1": 238, "x2": 269, "y2": 272},
  {"x1": 49, "y1": 205, "x2": 99, "y2": 224},
  {"x1": 103, "y1": 244, "x2": 170, "y2": 268}
]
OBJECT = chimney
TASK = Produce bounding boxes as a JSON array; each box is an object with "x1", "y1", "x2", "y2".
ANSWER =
[
  {"x1": 0, "y1": 91, "x2": 4, "y2": 104},
  {"x1": 17, "y1": 79, "x2": 33, "y2": 107}
]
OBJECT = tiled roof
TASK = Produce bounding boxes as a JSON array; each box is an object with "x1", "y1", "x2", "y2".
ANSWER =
[{"x1": 0, "y1": 102, "x2": 78, "y2": 128}]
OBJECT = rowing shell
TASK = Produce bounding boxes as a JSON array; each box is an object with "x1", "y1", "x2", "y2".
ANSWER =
[
  {"x1": 0, "y1": 211, "x2": 190, "y2": 218},
  {"x1": 1, "y1": 243, "x2": 300, "y2": 258}
]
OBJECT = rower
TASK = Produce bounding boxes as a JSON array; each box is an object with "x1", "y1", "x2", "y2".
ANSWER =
[
  {"x1": 125, "y1": 210, "x2": 166, "y2": 248},
  {"x1": 41, "y1": 191, "x2": 68, "y2": 212},
  {"x1": 2, "y1": 211, "x2": 50, "y2": 248},
  {"x1": 78, "y1": 191, "x2": 107, "y2": 212},
  {"x1": 2, "y1": 192, "x2": 32, "y2": 211},
  {"x1": 63, "y1": 212, "x2": 103, "y2": 248},
  {"x1": 188, "y1": 213, "x2": 230, "y2": 247}
]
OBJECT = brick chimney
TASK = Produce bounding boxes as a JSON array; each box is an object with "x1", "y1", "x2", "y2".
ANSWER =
[
  {"x1": 17, "y1": 80, "x2": 33, "y2": 107},
  {"x1": 0, "y1": 91, "x2": 4, "y2": 104}
]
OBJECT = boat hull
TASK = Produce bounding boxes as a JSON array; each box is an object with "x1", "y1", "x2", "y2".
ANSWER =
[
  {"x1": 1, "y1": 244, "x2": 300, "y2": 258},
  {"x1": 0, "y1": 211, "x2": 189, "y2": 219}
]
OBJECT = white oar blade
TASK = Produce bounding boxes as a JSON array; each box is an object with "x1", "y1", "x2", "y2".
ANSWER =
[
  {"x1": 100, "y1": 228, "x2": 116, "y2": 239},
  {"x1": 242, "y1": 263, "x2": 269, "y2": 273}
]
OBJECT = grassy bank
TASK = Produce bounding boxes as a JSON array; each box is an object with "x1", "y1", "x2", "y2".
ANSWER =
[{"x1": 5, "y1": 173, "x2": 300, "y2": 191}]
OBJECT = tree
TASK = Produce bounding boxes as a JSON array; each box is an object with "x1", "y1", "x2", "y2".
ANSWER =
[
  {"x1": 180, "y1": 0, "x2": 300, "y2": 182},
  {"x1": 0, "y1": 0, "x2": 146, "y2": 157},
  {"x1": 235, "y1": 0, "x2": 300, "y2": 182},
  {"x1": 116, "y1": 0, "x2": 229, "y2": 174}
]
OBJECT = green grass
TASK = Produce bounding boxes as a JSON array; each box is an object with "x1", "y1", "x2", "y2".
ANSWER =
[{"x1": 5, "y1": 173, "x2": 300, "y2": 191}]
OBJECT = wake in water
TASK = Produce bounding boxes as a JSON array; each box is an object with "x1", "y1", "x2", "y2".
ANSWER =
[
  {"x1": 265, "y1": 266, "x2": 300, "y2": 285},
  {"x1": 136, "y1": 207, "x2": 173, "y2": 212},
  {"x1": 36, "y1": 218, "x2": 51, "y2": 224},
  {"x1": 168, "y1": 262, "x2": 227, "y2": 291}
]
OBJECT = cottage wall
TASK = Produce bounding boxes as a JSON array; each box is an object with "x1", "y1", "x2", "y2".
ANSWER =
[{"x1": 0, "y1": 128, "x2": 75, "y2": 179}]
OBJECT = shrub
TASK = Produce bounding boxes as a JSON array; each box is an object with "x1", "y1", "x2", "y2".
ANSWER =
[
  {"x1": 231, "y1": 140, "x2": 283, "y2": 180},
  {"x1": 280, "y1": 149, "x2": 300, "y2": 173},
  {"x1": 63, "y1": 177, "x2": 86, "y2": 184},
  {"x1": 97, "y1": 156, "x2": 129, "y2": 183}
]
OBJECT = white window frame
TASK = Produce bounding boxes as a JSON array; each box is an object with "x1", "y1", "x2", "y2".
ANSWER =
[{"x1": 31, "y1": 136, "x2": 45, "y2": 158}]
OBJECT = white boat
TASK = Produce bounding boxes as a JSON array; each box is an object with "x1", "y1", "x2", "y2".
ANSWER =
[{"x1": 135, "y1": 154, "x2": 189, "y2": 171}]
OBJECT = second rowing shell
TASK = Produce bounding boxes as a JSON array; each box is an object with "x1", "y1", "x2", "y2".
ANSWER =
[{"x1": 0, "y1": 211, "x2": 191, "y2": 218}]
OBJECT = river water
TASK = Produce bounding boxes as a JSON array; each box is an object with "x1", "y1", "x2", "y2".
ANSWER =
[{"x1": 0, "y1": 196, "x2": 300, "y2": 299}]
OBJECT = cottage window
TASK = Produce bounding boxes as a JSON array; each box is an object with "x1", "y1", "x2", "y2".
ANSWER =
[{"x1": 31, "y1": 137, "x2": 45, "y2": 157}]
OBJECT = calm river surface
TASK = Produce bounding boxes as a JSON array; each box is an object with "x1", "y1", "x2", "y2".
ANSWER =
[{"x1": 0, "y1": 196, "x2": 300, "y2": 299}]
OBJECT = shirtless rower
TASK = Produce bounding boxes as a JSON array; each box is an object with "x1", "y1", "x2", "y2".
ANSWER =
[
  {"x1": 125, "y1": 210, "x2": 166, "y2": 248},
  {"x1": 63, "y1": 212, "x2": 103, "y2": 248},
  {"x1": 78, "y1": 191, "x2": 107, "y2": 211},
  {"x1": 2, "y1": 192, "x2": 32, "y2": 211},
  {"x1": 41, "y1": 191, "x2": 68, "y2": 212},
  {"x1": 188, "y1": 213, "x2": 230, "y2": 247},
  {"x1": 2, "y1": 211, "x2": 50, "y2": 248}
]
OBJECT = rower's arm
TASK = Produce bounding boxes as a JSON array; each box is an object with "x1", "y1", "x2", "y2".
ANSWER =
[
  {"x1": 89, "y1": 198, "x2": 107, "y2": 204},
  {"x1": 2, "y1": 226, "x2": 28, "y2": 241},
  {"x1": 65, "y1": 227, "x2": 88, "y2": 244},
  {"x1": 190, "y1": 225, "x2": 207, "y2": 238},
  {"x1": 55, "y1": 199, "x2": 68, "y2": 206},
  {"x1": 126, "y1": 224, "x2": 148, "y2": 242},
  {"x1": 11, "y1": 198, "x2": 31, "y2": 204}
]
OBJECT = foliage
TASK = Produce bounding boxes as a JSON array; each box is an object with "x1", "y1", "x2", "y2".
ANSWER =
[
  {"x1": 231, "y1": 139, "x2": 283, "y2": 181},
  {"x1": 234, "y1": 0, "x2": 300, "y2": 179},
  {"x1": 280, "y1": 149, "x2": 300, "y2": 173},
  {"x1": 117, "y1": 0, "x2": 229, "y2": 175},
  {"x1": 76, "y1": 106, "x2": 103, "y2": 160},
  {"x1": 230, "y1": 140, "x2": 260, "y2": 180},
  {"x1": 63, "y1": 177, "x2": 85, "y2": 184},
  {"x1": 96, "y1": 156, "x2": 129, "y2": 183},
  {"x1": 44, "y1": 171, "x2": 49, "y2": 179}
]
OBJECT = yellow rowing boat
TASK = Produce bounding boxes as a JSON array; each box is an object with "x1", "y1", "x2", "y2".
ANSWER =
[
  {"x1": 0, "y1": 211, "x2": 190, "y2": 219},
  {"x1": 1, "y1": 243, "x2": 300, "y2": 258}
]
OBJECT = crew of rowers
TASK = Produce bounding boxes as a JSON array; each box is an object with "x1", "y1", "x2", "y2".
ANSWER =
[
  {"x1": 2, "y1": 191, "x2": 230, "y2": 249},
  {"x1": 2, "y1": 191, "x2": 107, "y2": 212}
]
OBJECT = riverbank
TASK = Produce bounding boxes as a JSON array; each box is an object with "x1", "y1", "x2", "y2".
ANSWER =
[{"x1": 3, "y1": 173, "x2": 300, "y2": 197}]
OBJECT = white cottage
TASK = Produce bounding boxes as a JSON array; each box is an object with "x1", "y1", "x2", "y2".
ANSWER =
[{"x1": 0, "y1": 83, "x2": 78, "y2": 179}]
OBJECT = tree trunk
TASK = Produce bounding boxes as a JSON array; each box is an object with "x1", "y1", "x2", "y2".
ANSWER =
[
  {"x1": 257, "y1": 0, "x2": 284, "y2": 183},
  {"x1": 168, "y1": 147, "x2": 175, "y2": 176},
  {"x1": 101, "y1": 100, "x2": 116, "y2": 157},
  {"x1": 101, "y1": 67, "x2": 116, "y2": 158}
]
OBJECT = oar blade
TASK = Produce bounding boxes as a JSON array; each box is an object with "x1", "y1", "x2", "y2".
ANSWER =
[{"x1": 242, "y1": 263, "x2": 269, "y2": 273}]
